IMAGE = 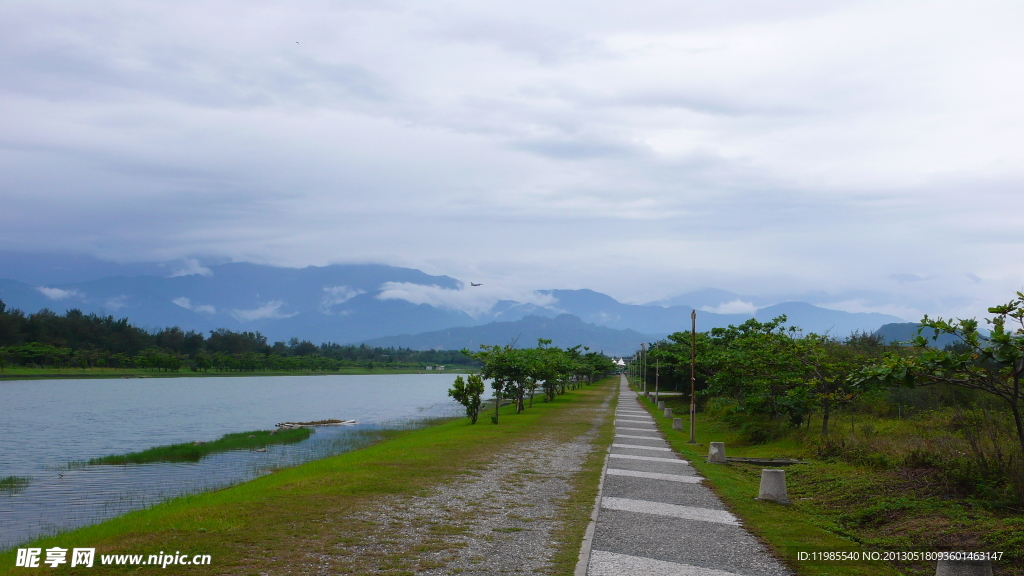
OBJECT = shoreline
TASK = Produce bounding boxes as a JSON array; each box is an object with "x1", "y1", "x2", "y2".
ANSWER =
[
  {"x1": 0, "y1": 379, "x2": 617, "y2": 574},
  {"x1": 0, "y1": 368, "x2": 473, "y2": 381}
]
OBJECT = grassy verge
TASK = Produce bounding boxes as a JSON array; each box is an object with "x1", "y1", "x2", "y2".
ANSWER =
[
  {"x1": 1, "y1": 377, "x2": 617, "y2": 575},
  {"x1": 632, "y1": 390, "x2": 1023, "y2": 576},
  {"x1": 87, "y1": 429, "x2": 313, "y2": 465},
  {"x1": 0, "y1": 367, "x2": 473, "y2": 380},
  {"x1": 549, "y1": 383, "x2": 618, "y2": 574}
]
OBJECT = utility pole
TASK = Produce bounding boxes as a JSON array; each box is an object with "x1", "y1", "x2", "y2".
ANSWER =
[
  {"x1": 654, "y1": 358, "x2": 659, "y2": 404},
  {"x1": 689, "y1": 310, "x2": 697, "y2": 444},
  {"x1": 640, "y1": 342, "x2": 647, "y2": 394}
]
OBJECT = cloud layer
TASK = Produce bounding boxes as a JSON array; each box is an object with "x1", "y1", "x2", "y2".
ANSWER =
[{"x1": 2, "y1": 1, "x2": 1023, "y2": 319}]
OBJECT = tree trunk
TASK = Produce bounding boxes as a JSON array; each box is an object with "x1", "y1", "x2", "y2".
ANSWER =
[
  {"x1": 1012, "y1": 372, "x2": 1024, "y2": 456},
  {"x1": 822, "y1": 401, "x2": 831, "y2": 436}
]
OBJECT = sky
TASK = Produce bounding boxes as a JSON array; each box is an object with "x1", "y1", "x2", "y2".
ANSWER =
[{"x1": 2, "y1": 0, "x2": 1023, "y2": 322}]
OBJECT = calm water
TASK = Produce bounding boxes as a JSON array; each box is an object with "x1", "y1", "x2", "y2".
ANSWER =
[{"x1": 0, "y1": 374, "x2": 462, "y2": 550}]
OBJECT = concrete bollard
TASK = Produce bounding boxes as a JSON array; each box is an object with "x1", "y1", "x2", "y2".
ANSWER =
[
  {"x1": 672, "y1": 418, "x2": 683, "y2": 430},
  {"x1": 664, "y1": 407, "x2": 672, "y2": 418},
  {"x1": 756, "y1": 469, "x2": 791, "y2": 504},
  {"x1": 707, "y1": 442, "x2": 727, "y2": 463},
  {"x1": 935, "y1": 559, "x2": 993, "y2": 576},
  {"x1": 657, "y1": 400, "x2": 665, "y2": 409}
]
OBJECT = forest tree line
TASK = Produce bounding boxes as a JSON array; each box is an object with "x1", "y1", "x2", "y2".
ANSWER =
[
  {"x1": 0, "y1": 300, "x2": 477, "y2": 372},
  {"x1": 636, "y1": 291, "x2": 1024, "y2": 503}
]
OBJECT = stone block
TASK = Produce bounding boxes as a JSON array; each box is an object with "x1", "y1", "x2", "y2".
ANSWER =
[
  {"x1": 708, "y1": 442, "x2": 726, "y2": 463},
  {"x1": 935, "y1": 559, "x2": 993, "y2": 576},
  {"x1": 756, "y1": 469, "x2": 791, "y2": 504}
]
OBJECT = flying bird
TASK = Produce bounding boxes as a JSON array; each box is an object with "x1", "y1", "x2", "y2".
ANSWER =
[{"x1": 470, "y1": 282, "x2": 482, "y2": 287}]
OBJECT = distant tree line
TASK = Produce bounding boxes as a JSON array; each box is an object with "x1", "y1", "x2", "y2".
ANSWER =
[
  {"x1": 0, "y1": 300, "x2": 477, "y2": 372},
  {"x1": 637, "y1": 291, "x2": 1024, "y2": 503},
  {"x1": 451, "y1": 338, "x2": 618, "y2": 424}
]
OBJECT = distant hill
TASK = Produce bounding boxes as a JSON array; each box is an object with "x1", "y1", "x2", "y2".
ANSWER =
[
  {"x1": 753, "y1": 302, "x2": 906, "y2": 339},
  {"x1": 361, "y1": 314, "x2": 657, "y2": 356},
  {"x1": 0, "y1": 252, "x2": 910, "y2": 348},
  {"x1": 873, "y1": 322, "x2": 964, "y2": 348}
]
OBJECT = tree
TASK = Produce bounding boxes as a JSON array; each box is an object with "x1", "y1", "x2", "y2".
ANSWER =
[
  {"x1": 697, "y1": 316, "x2": 812, "y2": 424},
  {"x1": 449, "y1": 374, "x2": 485, "y2": 424},
  {"x1": 855, "y1": 292, "x2": 1024, "y2": 455},
  {"x1": 791, "y1": 333, "x2": 885, "y2": 435}
]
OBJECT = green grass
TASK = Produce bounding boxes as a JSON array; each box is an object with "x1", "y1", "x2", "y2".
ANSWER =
[
  {"x1": 0, "y1": 378, "x2": 617, "y2": 575},
  {"x1": 549, "y1": 384, "x2": 618, "y2": 575},
  {"x1": 87, "y1": 428, "x2": 313, "y2": 465},
  {"x1": 0, "y1": 476, "x2": 30, "y2": 496},
  {"x1": 632, "y1": 389, "x2": 1024, "y2": 576}
]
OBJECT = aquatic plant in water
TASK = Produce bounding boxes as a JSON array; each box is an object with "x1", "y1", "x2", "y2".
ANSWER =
[{"x1": 88, "y1": 428, "x2": 312, "y2": 465}]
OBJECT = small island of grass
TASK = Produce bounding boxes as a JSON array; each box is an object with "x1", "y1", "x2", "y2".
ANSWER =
[
  {"x1": 88, "y1": 428, "x2": 312, "y2": 465},
  {"x1": 0, "y1": 476, "x2": 31, "y2": 495}
]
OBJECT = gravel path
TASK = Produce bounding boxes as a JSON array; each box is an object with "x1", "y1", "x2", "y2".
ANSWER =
[{"x1": 308, "y1": 391, "x2": 613, "y2": 575}]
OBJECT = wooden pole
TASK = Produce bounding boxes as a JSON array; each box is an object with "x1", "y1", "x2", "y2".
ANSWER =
[
  {"x1": 655, "y1": 358, "x2": 659, "y2": 404},
  {"x1": 689, "y1": 310, "x2": 697, "y2": 444},
  {"x1": 641, "y1": 342, "x2": 647, "y2": 393}
]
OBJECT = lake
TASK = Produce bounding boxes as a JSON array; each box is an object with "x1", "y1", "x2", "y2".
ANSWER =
[{"x1": 0, "y1": 374, "x2": 462, "y2": 550}]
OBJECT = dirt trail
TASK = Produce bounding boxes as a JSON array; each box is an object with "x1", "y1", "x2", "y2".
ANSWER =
[{"x1": 302, "y1": 391, "x2": 614, "y2": 575}]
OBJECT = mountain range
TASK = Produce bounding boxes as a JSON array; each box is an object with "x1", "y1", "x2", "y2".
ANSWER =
[{"x1": 0, "y1": 252, "x2": 909, "y2": 355}]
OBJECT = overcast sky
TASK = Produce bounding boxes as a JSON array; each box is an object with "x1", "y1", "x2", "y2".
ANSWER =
[{"x1": 2, "y1": 0, "x2": 1022, "y2": 321}]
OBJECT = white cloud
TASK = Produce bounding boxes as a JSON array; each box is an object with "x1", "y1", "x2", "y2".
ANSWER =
[
  {"x1": 170, "y1": 259, "x2": 213, "y2": 277},
  {"x1": 319, "y1": 285, "x2": 364, "y2": 313},
  {"x1": 104, "y1": 295, "x2": 129, "y2": 310},
  {"x1": 229, "y1": 300, "x2": 296, "y2": 322},
  {"x1": 376, "y1": 282, "x2": 556, "y2": 317},
  {"x1": 700, "y1": 299, "x2": 758, "y2": 315},
  {"x1": 889, "y1": 273, "x2": 929, "y2": 284},
  {"x1": 815, "y1": 299, "x2": 917, "y2": 322},
  {"x1": 36, "y1": 287, "x2": 83, "y2": 300},
  {"x1": 172, "y1": 296, "x2": 216, "y2": 314},
  {"x1": 2, "y1": 1, "x2": 1024, "y2": 321}
]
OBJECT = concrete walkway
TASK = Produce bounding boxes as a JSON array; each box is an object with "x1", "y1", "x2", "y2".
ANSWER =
[{"x1": 580, "y1": 375, "x2": 792, "y2": 576}]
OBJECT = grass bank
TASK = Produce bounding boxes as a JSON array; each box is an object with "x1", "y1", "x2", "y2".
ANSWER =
[
  {"x1": 87, "y1": 429, "x2": 312, "y2": 465},
  {"x1": 1, "y1": 377, "x2": 617, "y2": 575},
  {"x1": 0, "y1": 367, "x2": 473, "y2": 380},
  {"x1": 632, "y1": 386, "x2": 1023, "y2": 576}
]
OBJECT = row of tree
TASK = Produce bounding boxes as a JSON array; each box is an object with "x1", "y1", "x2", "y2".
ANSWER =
[
  {"x1": 0, "y1": 300, "x2": 476, "y2": 371},
  {"x1": 635, "y1": 291, "x2": 1024, "y2": 455},
  {"x1": 449, "y1": 339, "x2": 617, "y2": 424}
]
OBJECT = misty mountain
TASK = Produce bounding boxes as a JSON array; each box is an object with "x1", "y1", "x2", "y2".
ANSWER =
[
  {"x1": 362, "y1": 314, "x2": 656, "y2": 357},
  {"x1": 527, "y1": 290, "x2": 905, "y2": 338},
  {"x1": 0, "y1": 254, "x2": 908, "y2": 347},
  {"x1": 873, "y1": 322, "x2": 964, "y2": 348},
  {"x1": 0, "y1": 261, "x2": 475, "y2": 343}
]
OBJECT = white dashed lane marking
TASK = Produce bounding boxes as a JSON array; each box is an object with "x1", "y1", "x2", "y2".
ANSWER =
[
  {"x1": 606, "y1": 468, "x2": 702, "y2": 483},
  {"x1": 588, "y1": 550, "x2": 743, "y2": 576},
  {"x1": 611, "y1": 443, "x2": 672, "y2": 452},
  {"x1": 601, "y1": 497, "x2": 740, "y2": 526},
  {"x1": 608, "y1": 454, "x2": 689, "y2": 464}
]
